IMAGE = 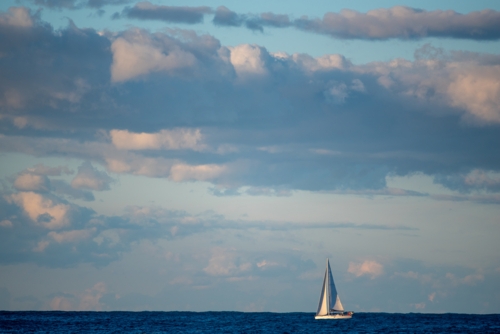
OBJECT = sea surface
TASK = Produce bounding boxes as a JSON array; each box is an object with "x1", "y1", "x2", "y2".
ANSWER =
[{"x1": 1, "y1": 311, "x2": 500, "y2": 333}]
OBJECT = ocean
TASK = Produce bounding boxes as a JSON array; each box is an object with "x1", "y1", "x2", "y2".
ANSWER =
[{"x1": 1, "y1": 311, "x2": 500, "y2": 333}]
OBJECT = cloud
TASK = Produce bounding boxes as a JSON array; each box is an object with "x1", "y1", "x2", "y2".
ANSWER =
[
  {"x1": 13, "y1": 173, "x2": 50, "y2": 192},
  {"x1": 110, "y1": 128, "x2": 204, "y2": 151},
  {"x1": 71, "y1": 161, "x2": 113, "y2": 191},
  {"x1": 169, "y1": 163, "x2": 226, "y2": 182},
  {"x1": 121, "y1": 2, "x2": 212, "y2": 24},
  {"x1": 446, "y1": 272, "x2": 484, "y2": 286},
  {"x1": 25, "y1": 164, "x2": 73, "y2": 176},
  {"x1": 294, "y1": 7, "x2": 500, "y2": 40},
  {"x1": 117, "y1": 4, "x2": 500, "y2": 41},
  {"x1": 446, "y1": 65, "x2": 500, "y2": 123},
  {"x1": 11, "y1": 165, "x2": 94, "y2": 201},
  {"x1": 0, "y1": 12, "x2": 112, "y2": 123},
  {"x1": 26, "y1": 0, "x2": 133, "y2": 10},
  {"x1": 203, "y1": 247, "x2": 251, "y2": 277},
  {"x1": 6, "y1": 192, "x2": 71, "y2": 230},
  {"x1": 1, "y1": 14, "x2": 500, "y2": 197},
  {"x1": 434, "y1": 169, "x2": 500, "y2": 193},
  {"x1": 348, "y1": 260, "x2": 384, "y2": 279},
  {"x1": 229, "y1": 44, "x2": 269, "y2": 77},
  {"x1": 110, "y1": 29, "x2": 199, "y2": 82},
  {"x1": 213, "y1": 6, "x2": 243, "y2": 28},
  {"x1": 48, "y1": 228, "x2": 96, "y2": 243},
  {"x1": 0, "y1": 7, "x2": 34, "y2": 28},
  {"x1": 51, "y1": 180, "x2": 95, "y2": 201}
]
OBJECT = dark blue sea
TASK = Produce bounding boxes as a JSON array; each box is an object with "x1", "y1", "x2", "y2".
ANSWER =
[{"x1": 1, "y1": 311, "x2": 500, "y2": 333}]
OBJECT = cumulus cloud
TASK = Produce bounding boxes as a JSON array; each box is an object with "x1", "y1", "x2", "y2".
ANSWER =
[
  {"x1": 348, "y1": 260, "x2": 384, "y2": 279},
  {"x1": 71, "y1": 161, "x2": 113, "y2": 191},
  {"x1": 110, "y1": 28, "x2": 205, "y2": 82},
  {"x1": 229, "y1": 44, "x2": 269, "y2": 77},
  {"x1": 1, "y1": 13, "x2": 500, "y2": 197},
  {"x1": 446, "y1": 65, "x2": 500, "y2": 123},
  {"x1": 0, "y1": 12, "x2": 111, "y2": 124}
]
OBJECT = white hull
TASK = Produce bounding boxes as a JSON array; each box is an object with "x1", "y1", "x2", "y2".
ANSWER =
[{"x1": 315, "y1": 314, "x2": 352, "y2": 320}]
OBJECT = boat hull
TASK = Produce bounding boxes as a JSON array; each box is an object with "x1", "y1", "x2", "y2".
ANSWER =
[{"x1": 315, "y1": 314, "x2": 352, "y2": 320}]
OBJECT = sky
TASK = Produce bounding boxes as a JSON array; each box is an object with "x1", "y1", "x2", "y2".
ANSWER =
[{"x1": 0, "y1": 0, "x2": 500, "y2": 313}]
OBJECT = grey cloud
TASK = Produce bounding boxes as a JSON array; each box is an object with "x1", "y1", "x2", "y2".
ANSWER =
[
  {"x1": 294, "y1": 7, "x2": 500, "y2": 40},
  {"x1": 0, "y1": 10, "x2": 112, "y2": 132},
  {"x1": 434, "y1": 170, "x2": 500, "y2": 193},
  {"x1": 25, "y1": 164, "x2": 73, "y2": 176},
  {"x1": 71, "y1": 161, "x2": 113, "y2": 191},
  {"x1": 0, "y1": 177, "x2": 416, "y2": 268},
  {"x1": 118, "y1": 4, "x2": 500, "y2": 40},
  {"x1": 26, "y1": 0, "x2": 133, "y2": 9},
  {"x1": 121, "y1": 2, "x2": 212, "y2": 24},
  {"x1": 212, "y1": 6, "x2": 243, "y2": 27},
  {"x1": 10, "y1": 165, "x2": 94, "y2": 200},
  {"x1": 51, "y1": 179, "x2": 95, "y2": 201},
  {"x1": 1, "y1": 13, "x2": 500, "y2": 196},
  {"x1": 212, "y1": 7, "x2": 290, "y2": 32}
]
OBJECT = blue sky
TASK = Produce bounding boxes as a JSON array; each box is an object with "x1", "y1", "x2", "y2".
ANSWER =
[{"x1": 0, "y1": 0, "x2": 499, "y2": 313}]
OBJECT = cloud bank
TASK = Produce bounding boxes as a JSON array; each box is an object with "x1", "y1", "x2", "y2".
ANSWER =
[{"x1": 109, "y1": 4, "x2": 500, "y2": 41}]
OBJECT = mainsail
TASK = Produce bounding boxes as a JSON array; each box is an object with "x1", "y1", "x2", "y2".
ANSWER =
[{"x1": 316, "y1": 259, "x2": 344, "y2": 315}]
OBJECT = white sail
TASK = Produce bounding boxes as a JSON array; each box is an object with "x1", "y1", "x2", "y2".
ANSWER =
[
  {"x1": 316, "y1": 266, "x2": 329, "y2": 315},
  {"x1": 327, "y1": 260, "x2": 344, "y2": 311},
  {"x1": 316, "y1": 259, "x2": 344, "y2": 316}
]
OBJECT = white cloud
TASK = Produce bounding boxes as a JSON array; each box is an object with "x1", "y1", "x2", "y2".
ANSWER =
[
  {"x1": 110, "y1": 29, "x2": 196, "y2": 82},
  {"x1": 365, "y1": 55, "x2": 500, "y2": 124},
  {"x1": 348, "y1": 260, "x2": 383, "y2": 279},
  {"x1": 229, "y1": 44, "x2": 268, "y2": 77},
  {"x1": 110, "y1": 128, "x2": 204, "y2": 151},
  {"x1": 447, "y1": 65, "x2": 500, "y2": 123},
  {"x1": 7, "y1": 192, "x2": 70, "y2": 229}
]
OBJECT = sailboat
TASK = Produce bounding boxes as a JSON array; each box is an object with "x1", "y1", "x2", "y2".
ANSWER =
[{"x1": 315, "y1": 258, "x2": 353, "y2": 320}]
